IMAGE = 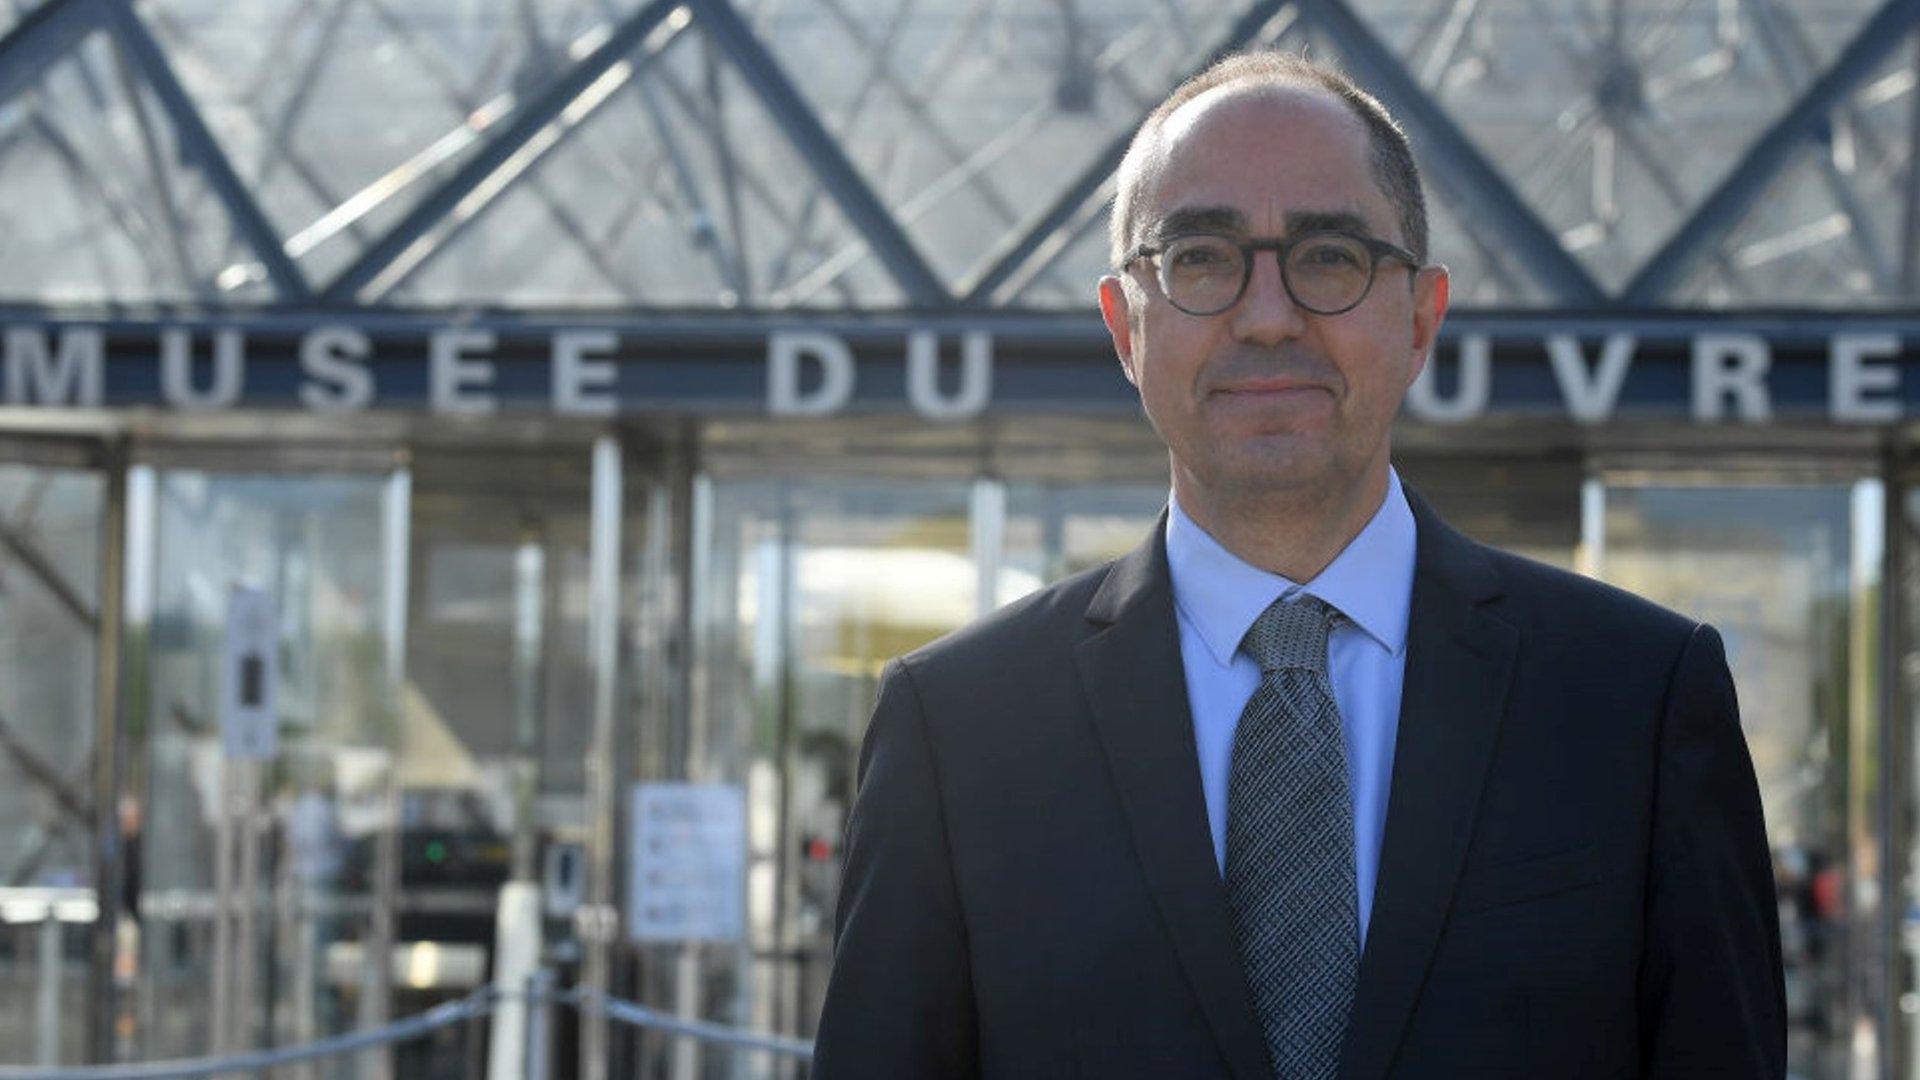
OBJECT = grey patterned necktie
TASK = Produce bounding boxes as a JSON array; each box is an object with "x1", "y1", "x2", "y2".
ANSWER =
[{"x1": 1225, "y1": 594, "x2": 1359, "y2": 1080}]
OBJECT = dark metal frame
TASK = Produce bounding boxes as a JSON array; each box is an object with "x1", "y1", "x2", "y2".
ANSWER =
[
  {"x1": 103, "y1": 5, "x2": 313, "y2": 300},
  {"x1": 317, "y1": 0, "x2": 684, "y2": 302},
  {"x1": 685, "y1": 0, "x2": 948, "y2": 306},
  {"x1": 0, "y1": 0, "x2": 1909, "y2": 311},
  {"x1": 958, "y1": 0, "x2": 1292, "y2": 303},
  {"x1": 1624, "y1": 0, "x2": 1920, "y2": 303},
  {"x1": 1298, "y1": 0, "x2": 1610, "y2": 306}
]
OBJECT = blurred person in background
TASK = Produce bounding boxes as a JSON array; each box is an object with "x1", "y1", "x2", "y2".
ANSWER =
[{"x1": 812, "y1": 50, "x2": 1784, "y2": 1079}]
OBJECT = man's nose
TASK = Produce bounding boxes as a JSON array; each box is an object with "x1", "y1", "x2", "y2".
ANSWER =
[{"x1": 1229, "y1": 250, "x2": 1308, "y2": 344}]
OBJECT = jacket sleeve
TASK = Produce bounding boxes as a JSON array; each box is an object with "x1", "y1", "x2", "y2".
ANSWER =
[
  {"x1": 812, "y1": 658, "x2": 978, "y2": 1078},
  {"x1": 1637, "y1": 623, "x2": 1787, "y2": 1077}
]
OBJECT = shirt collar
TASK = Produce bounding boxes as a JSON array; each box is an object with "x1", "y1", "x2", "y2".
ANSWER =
[{"x1": 1165, "y1": 467, "x2": 1417, "y2": 668}]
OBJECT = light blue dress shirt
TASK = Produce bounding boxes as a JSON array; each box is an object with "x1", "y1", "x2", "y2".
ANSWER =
[{"x1": 1164, "y1": 467, "x2": 1417, "y2": 944}]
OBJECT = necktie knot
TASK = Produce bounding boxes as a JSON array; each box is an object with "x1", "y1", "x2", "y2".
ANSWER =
[{"x1": 1241, "y1": 594, "x2": 1337, "y2": 676}]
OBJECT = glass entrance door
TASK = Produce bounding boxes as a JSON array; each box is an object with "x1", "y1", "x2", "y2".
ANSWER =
[
  {"x1": 400, "y1": 443, "x2": 600, "y2": 1067},
  {"x1": 132, "y1": 452, "x2": 408, "y2": 1073},
  {"x1": 1593, "y1": 475, "x2": 1881, "y2": 1080}
]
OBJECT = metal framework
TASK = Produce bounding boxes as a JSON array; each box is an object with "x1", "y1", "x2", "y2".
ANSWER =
[
  {"x1": 0, "y1": 0, "x2": 1905, "y2": 312},
  {"x1": 3, "y1": 3, "x2": 1920, "y2": 1066}
]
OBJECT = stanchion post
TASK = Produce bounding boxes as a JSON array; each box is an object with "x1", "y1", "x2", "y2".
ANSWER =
[
  {"x1": 523, "y1": 970, "x2": 554, "y2": 1080},
  {"x1": 463, "y1": 992, "x2": 487, "y2": 1080},
  {"x1": 36, "y1": 908, "x2": 60, "y2": 1066}
]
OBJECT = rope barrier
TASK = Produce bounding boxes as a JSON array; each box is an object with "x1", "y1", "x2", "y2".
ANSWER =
[
  {"x1": 565, "y1": 989, "x2": 815, "y2": 1059},
  {"x1": 0, "y1": 978, "x2": 816, "y2": 1076},
  {"x1": 0, "y1": 988, "x2": 498, "y2": 1080}
]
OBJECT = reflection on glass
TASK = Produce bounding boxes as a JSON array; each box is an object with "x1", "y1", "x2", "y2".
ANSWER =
[
  {"x1": 668, "y1": 478, "x2": 974, "y2": 1077},
  {"x1": 663, "y1": 474, "x2": 1167, "y2": 1077},
  {"x1": 396, "y1": 450, "x2": 598, "y2": 1075},
  {"x1": 1397, "y1": 456, "x2": 1582, "y2": 570},
  {"x1": 0, "y1": 465, "x2": 101, "y2": 1064},
  {"x1": 137, "y1": 472, "x2": 391, "y2": 1067},
  {"x1": 1601, "y1": 483, "x2": 1871, "y2": 1080},
  {"x1": 1001, "y1": 482, "x2": 1168, "y2": 599}
]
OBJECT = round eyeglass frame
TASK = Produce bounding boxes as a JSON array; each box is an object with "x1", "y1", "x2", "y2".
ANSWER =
[{"x1": 1122, "y1": 229, "x2": 1422, "y2": 317}]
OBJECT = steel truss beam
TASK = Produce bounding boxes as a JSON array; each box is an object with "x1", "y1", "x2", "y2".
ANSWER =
[
  {"x1": 1624, "y1": 0, "x2": 1920, "y2": 304},
  {"x1": 318, "y1": 0, "x2": 684, "y2": 303},
  {"x1": 959, "y1": 0, "x2": 1294, "y2": 304},
  {"x1": 0, "y1": 707, "x2": 90, "y2": 826},
  {"x1": 0, "y1": 519, "x2": 95, "y2": 630},
  {"x1": 103, "y1": 4, "x2": 313, "y2": 300},
  {"x1": 687, "y1": 0, "x2": 948, "y2": 306},
  {"x1": 335, "y1": 0, "x2": 684, "y2": 302},
  {"x1": 1297, "y1": 0, "x2": 1607, "y2": 306},
  {"x1": 0, "y1": 0, "x2": 103, "y2": 111},
  {"x1": 1735, "y1": 0, "x2": 1893, "y2": 291},
  {"x1": 775, "y1": 9, "x2": 1194, "y2": 305}
]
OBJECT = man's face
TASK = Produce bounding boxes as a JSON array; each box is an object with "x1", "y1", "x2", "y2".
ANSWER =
[{"x1": 1098, "y1": 85, "x2": 1448, "y2": 507}]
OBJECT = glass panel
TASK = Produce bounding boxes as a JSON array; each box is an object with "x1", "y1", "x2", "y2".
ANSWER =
[
  {"x1": 658, "y1": 477, "x2": 971, "y2": 1075},
  {"x1": 398, "y1": 447, "x2": 596, "y2": 1072},
  {"x1": 999, "y1": 480, "x2": 1166, "y2": 600},
  {"x1": 0, "y1": 33, "x2": 209, "y2": 304},
  {"x1": 135, "y1": 469, "x2": 394, "y2": 1068},
  {"x1": 1599, "y1": 482, "x2": 1876, "y2": 1080},
  {"x1": 1398, "y1": 454, "x2": 1584, "y2": 569},
  {"x1": 0, "y1": 464, "x2": 102, "y2": 1065},
  {"x1": 747, "y1": 0, "x2": 1260, "y2": 295},
  {"x1": 388, "y1": 31, "x2": 911, "y2": 309}
]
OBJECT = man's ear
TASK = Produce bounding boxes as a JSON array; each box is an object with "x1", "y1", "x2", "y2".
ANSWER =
[
  {"x1": 1098, "y1": 274, "x2": 1140, "y2": 388},
  {"x1": 1406, "y1": 264, "x2": 1450, "y2": 387}
]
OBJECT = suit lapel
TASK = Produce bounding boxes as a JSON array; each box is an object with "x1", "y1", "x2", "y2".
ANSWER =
[
  {"x1": 1075, "y1": 516, "x2": 1273, "y2": 1080},
  {"x1": 1338, "y1": 491, "x2": 1519, "y2": 1080}
]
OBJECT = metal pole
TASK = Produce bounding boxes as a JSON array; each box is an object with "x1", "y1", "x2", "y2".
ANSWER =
[
  {"x1": 462, "y1": 997, "x2": 486, "y2": 1080},
  {"x1": 511, "y1": 536, "x2": 546, "y2": 884},
  {"x1": 1879, "y1": 443, "x2": 1907, "y2": 1080},
  {"x1": 766, "y1": 482, "x2": 796, "y2": 1058},
  {"x1": 671, "y1": 470, "x2": 715, "y2": 1080},
  {"x1": 969, "y1": 478, "x2": 1005, "y2": 617},
  {"x1": 86, "y1": 442, "x2": 128, "y2": 1065},
  {"x1": 209, "y1": 762, "x2": 235, "y2": 1058},
  {"x1": 581, "y1": 436, "x2": 623, "y2": 1080},
  {"x1": 288, "y1": 860, "x2": 318, "y2": 1080},
  {"x1": 360, "y1": 465, "x2": 412, "y2": 1080},
  {"x1": 37, "y1": 911, "x2": 61, "y2": 1066},
  {"x1": 523, "y1": 970, "x2": 553, "y2": 1080},
  {"x1": 115, "y1": 464, "x2": 154, "y2": 1065},
  {"x1": 233, "y1": 762, "x2": 261, "y2": 1052}
]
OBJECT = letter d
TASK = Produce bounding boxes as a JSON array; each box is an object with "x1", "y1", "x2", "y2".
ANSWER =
[{"x1": 768, "y1": 332, "x2": 854, "y2": 417}]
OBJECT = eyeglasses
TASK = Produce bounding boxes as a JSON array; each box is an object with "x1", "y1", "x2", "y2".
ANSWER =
[{"x1": 1123, "y1": 229, "x2": 1420, "y2": 317}]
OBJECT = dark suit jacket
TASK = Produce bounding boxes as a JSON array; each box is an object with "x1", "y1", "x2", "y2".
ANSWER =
[{"x1": 812, "y1": 490, "x2": 1785, "y2": 1078}]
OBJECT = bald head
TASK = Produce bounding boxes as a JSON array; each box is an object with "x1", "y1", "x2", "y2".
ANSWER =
[{"x1": 1108, "y1": 52, "x2": 1428, "y2": 271}]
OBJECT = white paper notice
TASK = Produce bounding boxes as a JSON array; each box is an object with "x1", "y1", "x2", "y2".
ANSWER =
[
  {"x1": 628, "y1": 782, "x2": 746, "y2": 943},
  {"x1": 221, "y1": 585, "x2": 278, "y2": 760}
]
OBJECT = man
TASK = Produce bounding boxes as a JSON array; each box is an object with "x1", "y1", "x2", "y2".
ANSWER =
[{"x1": 812, "y1": 51, "x2": 1784, "y2": 1079}]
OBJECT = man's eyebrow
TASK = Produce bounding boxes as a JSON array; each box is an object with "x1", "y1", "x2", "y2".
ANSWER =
[
  {"x1": 1148, "y1": 207, "x2": 1246, "y2": 240},
  {"x1": 1146, "y1": 206, "x2": 1384, "y2": 241},
  {"x1": 1284, "y1": 209, "x2": 1376, "y2": 236}
]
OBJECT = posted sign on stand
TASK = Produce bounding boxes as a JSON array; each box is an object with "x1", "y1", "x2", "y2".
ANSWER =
[
  {"x1": 628, "y1": 783, "x2": 746, "y2": 943},
  {"x1": 221, "y1": 585, "x2": 279, "y2": 761},
  {"x1": 213, "y1": 583, "x2": 277, "y2": 1058}
]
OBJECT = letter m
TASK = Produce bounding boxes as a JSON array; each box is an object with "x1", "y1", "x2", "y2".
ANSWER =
[{"x1": 6, "y1": 327, "x2": 103, "y2": 406}]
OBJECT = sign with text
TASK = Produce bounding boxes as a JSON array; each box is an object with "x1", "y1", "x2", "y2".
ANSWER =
[
  {"x1": 8, "y1": 313, "x2": 1920, "y2": 423},
  {"x1": 628, "y1": 782, "x2": 747, "y2": 943},
  {"x1": 220, "y1": 585, "x2": 278, "y2": 761}
]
